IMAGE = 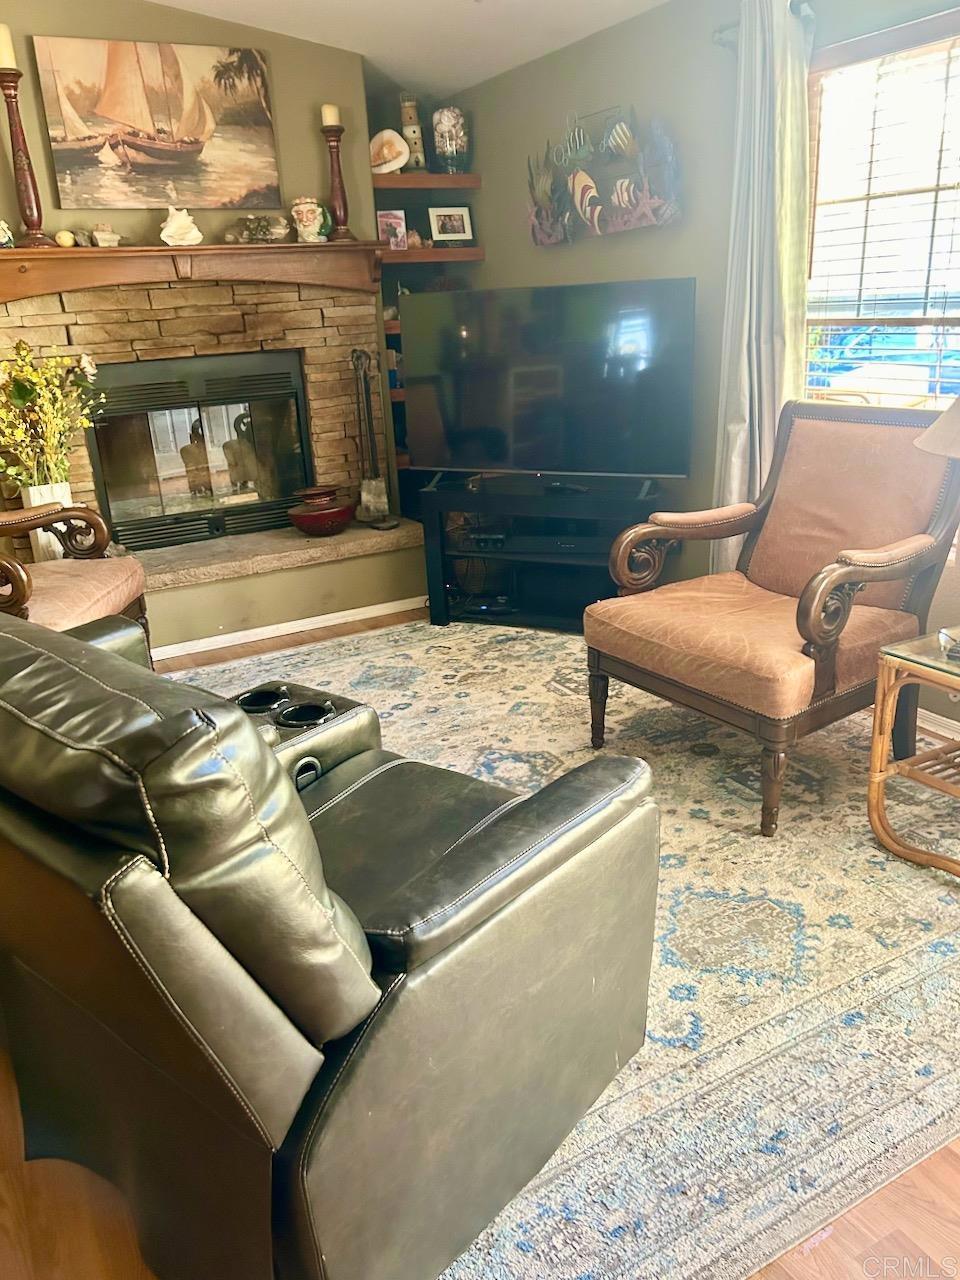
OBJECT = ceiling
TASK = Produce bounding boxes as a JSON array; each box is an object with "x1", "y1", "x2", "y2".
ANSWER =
[{"x1": 164, "y1": 0, "x2": 673, "y2": 96}]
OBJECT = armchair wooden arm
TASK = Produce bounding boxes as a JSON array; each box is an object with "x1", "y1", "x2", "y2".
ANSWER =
[
  {"x1": 0, "y1": 504, "x2": 110, "y2": 559},
  {"x1": 609, "y1": 502, "x2": 761, "y2": 592},
  {"x1": 0, "y1": 553, "x2": 32, "y2": 618},
  {"x1": 797, "y1": 534, "x2": 940, "y2": 700}
]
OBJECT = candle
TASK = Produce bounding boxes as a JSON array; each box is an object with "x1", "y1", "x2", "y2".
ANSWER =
[
  {"x1": 0, "y1": 25, "x2": 17, "y2": 70},
  {"x1": 320, "y1": 103, "x2": 341, "y2": 127}
]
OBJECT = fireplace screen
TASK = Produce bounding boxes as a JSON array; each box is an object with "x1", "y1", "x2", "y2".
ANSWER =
[{"x1": 91, "y1": 351, "x2": 311, "y2": 549}]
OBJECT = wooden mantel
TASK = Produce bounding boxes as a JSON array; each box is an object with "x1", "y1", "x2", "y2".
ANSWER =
[{"x1": 0, "y1": 241, "x2": 385, "y2": 305}]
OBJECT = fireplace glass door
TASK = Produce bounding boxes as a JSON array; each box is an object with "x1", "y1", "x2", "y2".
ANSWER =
[{"x1": 91, "y1": 352, "x2": 311, "y2": 549}]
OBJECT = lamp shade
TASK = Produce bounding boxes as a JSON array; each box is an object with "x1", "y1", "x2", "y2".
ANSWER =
[{"x1": 915, "y1": 396, "x2": 960, "y2": 459}]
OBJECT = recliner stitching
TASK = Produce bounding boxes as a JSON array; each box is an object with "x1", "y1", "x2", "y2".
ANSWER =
[
  {"x1": 364, "y1": 772, "x2": 645, "y2": 939},
  {"x1": 2, "y1": 629, "x2": 161, "y2": 715},
  {"x1": 0, "y1": 693, "x2": 170, "y2": 877},
  {"x1": 100, "y1": 857, "x2": 275, "y2": 1148},
  {"x1": 306, "y1": 759, "x2": 406, "y2": 820},
  {"x1": 205, "y1": 722, "x2": 376, "y2": 990}
]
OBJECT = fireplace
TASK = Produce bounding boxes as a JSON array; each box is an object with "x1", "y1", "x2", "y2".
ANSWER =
[{"x1": 90, "y1": 351, "x2": 312, "y2": 550}]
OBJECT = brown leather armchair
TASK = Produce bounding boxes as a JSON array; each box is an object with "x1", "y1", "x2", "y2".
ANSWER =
[
  {"x1": 585, "y1": 401, "x2": 960, "y2": 836},
  {"x1": 0, "y1": 501, "x2": 147, "y2": 637},
  {"x1": 0, "y1": 613, "x2": 659, "y2": 1280}
]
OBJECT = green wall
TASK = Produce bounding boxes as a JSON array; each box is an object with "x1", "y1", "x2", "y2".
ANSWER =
[
  {"x1": 458, "y1": 0, "x2": 739, "y2": 523},
  {"x1": 0, "y1": 0, "x2": 376, "y2": 244}
]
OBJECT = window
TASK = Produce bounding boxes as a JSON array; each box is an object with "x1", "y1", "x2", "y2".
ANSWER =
[{"x1": 806, "y1": 33, "x2": 960, "y2": 408}]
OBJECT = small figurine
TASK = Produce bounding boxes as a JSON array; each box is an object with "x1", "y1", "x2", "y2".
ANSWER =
[
  {"x1": 223, "y1": 214, "x2": 291, "y2": 244},
  {"x1": 54, "y1": 230, "x2": 77, "y2": 248},
  {"x1": 291, "y1": 197, "x2": 332, "y2": 243},
  {"x1": 91, "y1": 223, "x2": 121, "y2": 247},
  {"x1": 406, "y1": 229, "x2": 424, "y2": 250},
  {"x1": 160, "y1": 207, "x2": 203, "y2": 247},
  {"x1": 0, "y1": 220, "x2": 14, "y2": 249},
  {"x1": 399, "y1": 92, "x2": 427, "y2": 170}
]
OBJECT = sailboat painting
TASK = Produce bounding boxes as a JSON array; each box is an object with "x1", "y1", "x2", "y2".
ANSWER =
[{"x1": 33, "y1": 37, "x2": 281, "y2": 209}]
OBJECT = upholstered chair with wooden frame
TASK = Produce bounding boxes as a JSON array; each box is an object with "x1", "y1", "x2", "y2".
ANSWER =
[
  {"x1": 585, "y1": 401, "x2": 960, "y2": 836},
  {"x1": 0, "y1": 502, "x2": 148, "y2": 642}
]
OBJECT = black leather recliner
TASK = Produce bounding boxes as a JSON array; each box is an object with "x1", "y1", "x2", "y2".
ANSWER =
[{"x1": 0, "y1": 613, "x2": 659, "y2": 1280}]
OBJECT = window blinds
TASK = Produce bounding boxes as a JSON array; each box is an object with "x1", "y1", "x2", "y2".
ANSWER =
[{"x1": 806, "y1": 36, "x2": 960, "y2": 408}]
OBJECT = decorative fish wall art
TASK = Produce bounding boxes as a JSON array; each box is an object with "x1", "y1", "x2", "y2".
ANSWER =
[{"x1": 527, "y1": 107, "x2": 680, "y2": 247}]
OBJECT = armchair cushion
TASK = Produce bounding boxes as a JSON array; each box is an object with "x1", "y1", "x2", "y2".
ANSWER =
[
  {"x1": 22, "y1": 555, "x2": 145, "y2": 630},
  {"x1": 584, "y1": 570, "x2": 919, "y2": 718},
  {"x1": 745, "y1": 416, "x2": 948, "y2": 609}
]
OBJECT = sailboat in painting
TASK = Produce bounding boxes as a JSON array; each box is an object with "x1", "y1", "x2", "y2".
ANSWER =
[
  {"x1": 49, "y1": 72, "x2": 105, "y2": 164},
  {"x1": 96, "y1": 42, "x2": 216, "y2": 169}
]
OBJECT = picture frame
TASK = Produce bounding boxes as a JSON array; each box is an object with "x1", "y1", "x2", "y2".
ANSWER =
[
  {"x1": 376, "y1": 209, "x2": 408, "y2": 251},
  {"x1": 428, "y1": 206, "x2": 473, "y2": 242}
]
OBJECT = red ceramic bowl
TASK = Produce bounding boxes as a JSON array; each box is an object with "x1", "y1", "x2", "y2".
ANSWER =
[{"x1": 288, "y1": 497, "x2": 355, "y2": 537}]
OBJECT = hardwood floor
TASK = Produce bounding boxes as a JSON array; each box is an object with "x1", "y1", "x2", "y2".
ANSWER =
[{"x1": 1, "y1": 609, "x2": 957, "y2": 1277}]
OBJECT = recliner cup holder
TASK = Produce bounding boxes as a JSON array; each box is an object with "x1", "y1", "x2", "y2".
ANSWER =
[
  {"x1": 275, "y1": 701, "x2": 338, "y2": 729},
  {"x1": 236, "y1": 686, "x2": 290, "y2": 714}
]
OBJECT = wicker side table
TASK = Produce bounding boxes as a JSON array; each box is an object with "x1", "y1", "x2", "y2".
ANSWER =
[{"x1": 869, "y1": 631, "x2": 960, "y2": 877}]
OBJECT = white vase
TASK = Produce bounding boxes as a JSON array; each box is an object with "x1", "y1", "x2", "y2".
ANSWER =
[{"x1": 21, "y1": 482, "x2": 73, "y2": 562}]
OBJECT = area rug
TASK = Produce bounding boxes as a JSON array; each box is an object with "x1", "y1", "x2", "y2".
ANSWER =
[{"x1": 177, "y1": 622, "x2": 960, "y2": 1279}]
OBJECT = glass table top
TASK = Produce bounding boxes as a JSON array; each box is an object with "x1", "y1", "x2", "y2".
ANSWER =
[{"x1": 883, "y1": 628, "x2": 960, "y2": 678}]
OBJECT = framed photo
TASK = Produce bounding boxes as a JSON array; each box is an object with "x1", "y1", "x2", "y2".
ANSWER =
[
  {"x1": 33, "y1": 37, "x2": 280, "y2": 210},
  {"x1": 429, "y1": 206, "x2": 473, "y2": 242},
  {"x1": 377, "y1": 209, "x2": 408, "y2": 251}
]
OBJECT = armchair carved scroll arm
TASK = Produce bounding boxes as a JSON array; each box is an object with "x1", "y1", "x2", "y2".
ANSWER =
[
  {"x1": 609, "y1": 501, "x2": 761, "y2": 593},
  {"x1": 796, "y1": 534, "x2": 940, "y2": 701},
  {"x1": 0, "y1": 504, "x2": 111, "y2": 618},
  {"x1": 0, "y1": 503, "x2": 110, "y2": 559}
]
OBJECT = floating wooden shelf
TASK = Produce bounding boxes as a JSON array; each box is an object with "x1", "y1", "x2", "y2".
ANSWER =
[
  {"x1": 383, "y1": 247, "x2": 485, "y2": 264},
  {"x1": 389, "y1": 387, "x2": 406, "y2": 402},
  {"x1": 0, "y1": 242, "x2": 385, "y2": 305},
  {"x1": 383, "y1": 319, "x2": 402, "y2": 334},
  {"x1": 373, "y1": 172, "x2": 481, "y2": 190}
]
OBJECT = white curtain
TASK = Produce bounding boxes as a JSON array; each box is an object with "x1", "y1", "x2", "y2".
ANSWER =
[{"x1": 712, "y1": 0, "x2": 814, "y2": 571}]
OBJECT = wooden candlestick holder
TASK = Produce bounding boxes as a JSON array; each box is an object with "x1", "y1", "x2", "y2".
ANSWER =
[
  {"x1": 321, "y1": 124, "x2": 356, "y2": 242},
  {"x1": 0, "y1": 69, "x2": 55, "y2": 248}
]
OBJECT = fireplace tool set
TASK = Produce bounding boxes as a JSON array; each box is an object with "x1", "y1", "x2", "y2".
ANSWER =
[{"x1": 352, "y1": 348, "x2": 398, "y2": 530}]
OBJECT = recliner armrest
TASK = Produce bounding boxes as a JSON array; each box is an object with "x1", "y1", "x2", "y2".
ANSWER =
[
  {"x1": 66, "y1": 615, "x2": 152, "y2": 669},
  {"x1": 364, "y1": 756, "x2": 654, "y2": 971}
]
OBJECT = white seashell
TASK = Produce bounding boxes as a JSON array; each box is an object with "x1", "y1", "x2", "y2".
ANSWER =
[{"x1": 159, "y1": 206, "x2": 203, "y2": 247}]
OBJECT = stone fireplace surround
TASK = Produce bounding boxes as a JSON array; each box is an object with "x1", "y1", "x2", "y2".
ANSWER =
[{"x1": 0, "y1": 278, "x2": 387, "y2": 549}]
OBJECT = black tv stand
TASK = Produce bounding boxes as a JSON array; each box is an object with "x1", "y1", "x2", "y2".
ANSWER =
[{"x1": 419, "y1": 473, "x2": 662, "y2": 629}]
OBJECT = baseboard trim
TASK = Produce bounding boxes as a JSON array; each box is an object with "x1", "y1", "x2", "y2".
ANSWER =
[
  {"x1": 918, "y1": 708, "x2": 960, "y2": 737},
  {"x1": 151, "y1": 596, "x2": 428, "y2": 661}
]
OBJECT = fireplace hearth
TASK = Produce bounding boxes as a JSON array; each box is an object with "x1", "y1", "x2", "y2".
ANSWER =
[{"x1": 92, "y1": 351, "x2": 312, "y2": 550}]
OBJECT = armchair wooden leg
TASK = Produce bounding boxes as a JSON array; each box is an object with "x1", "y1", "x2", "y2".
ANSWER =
[
  {"x1": 892, "y1": 683, "x2": 918, "y2": 760},
  {"x1": 589, "y1": 673, "x2": 609, "y2": 749},
  {"x1": 760, "y1": 747, "x2": 788, "y2": 837}
]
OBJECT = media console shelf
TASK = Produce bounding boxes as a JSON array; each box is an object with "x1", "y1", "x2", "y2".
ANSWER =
[{"x1": 420, "y1": 477, "x2": 661, "y2": 630}]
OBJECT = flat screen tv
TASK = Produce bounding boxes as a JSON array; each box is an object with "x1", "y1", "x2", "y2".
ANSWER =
[{"x1": 399, "y1": 277, "x2": 695, "y2": 478}]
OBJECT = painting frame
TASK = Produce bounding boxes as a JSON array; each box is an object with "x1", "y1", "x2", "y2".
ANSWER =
[{"x1": 32, "y1": 36, "x2": 282, "y2": 210}]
